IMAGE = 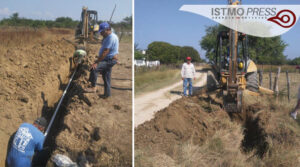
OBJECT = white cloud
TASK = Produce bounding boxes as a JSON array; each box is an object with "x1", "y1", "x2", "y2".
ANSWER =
[{"x1": 0, "y1": 7, "x2": 12, "y2": 16}]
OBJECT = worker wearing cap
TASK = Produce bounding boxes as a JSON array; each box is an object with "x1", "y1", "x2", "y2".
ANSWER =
[
  {"x1": 181, "y1": 57, "x2": 196, "y2": 96},
  {"x1": 85, "y1": 22, "x2": 119, "y2": 98},
  {"x1": 6, "y1": 117, "x2": 47, "y2": 167},
  {"x1": 73, "y1": 45, "x2": 87, "y2": 66},
  {"x1": 290, "y1": 85, "x2": 300, "y2": 119}
]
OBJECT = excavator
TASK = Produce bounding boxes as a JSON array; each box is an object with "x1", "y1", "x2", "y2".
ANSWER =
[
  {"x1": 75, "y1": 7, "x2": 100, "y2": 46},
  {"x1": 211, "y1": 0, "x2": 273, "y2": 112}
]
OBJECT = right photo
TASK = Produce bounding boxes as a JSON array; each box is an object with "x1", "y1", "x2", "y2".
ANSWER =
[{"x1": 134, "y1": 0, "x2": 300, "y2": 166}]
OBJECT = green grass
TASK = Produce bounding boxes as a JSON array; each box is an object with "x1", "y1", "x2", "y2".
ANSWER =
[{"x1": 135, "y1": 67, "x2": 180, "y2": 95}]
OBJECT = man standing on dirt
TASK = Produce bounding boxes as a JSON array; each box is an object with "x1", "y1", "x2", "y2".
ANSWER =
[
  {"x1": 85, "y1": 22, "x2": 119, "y2": 98},
  {"x1": 6, "y1": 117, "x2": 47, "y2": 167},
  {"x1": 181, "y1": 57, "x2": 196, "y2": 96},
  {"x1": 290, "y1": 85, "x2": 300, "y2": 119}
]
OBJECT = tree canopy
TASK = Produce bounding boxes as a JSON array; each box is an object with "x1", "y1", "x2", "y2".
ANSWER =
[
  {"x1": 0, "y1": 13, "x2": 132, "y2": 30},
  {"x1": 144, "y1": 41, "x2": 202, "y2": 64},
  {"x1": 200, "y1": 25, "x2": 288, "y2": 65},
  {"x1": 287, "y1": 57, "x2": 300, "y2": 65}
]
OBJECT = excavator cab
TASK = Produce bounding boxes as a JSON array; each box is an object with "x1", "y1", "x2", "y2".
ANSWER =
[
  {"x1": 86, "y1": 10, "x2": 99, "y2": 32},
  {"x1": 214, "y1": 31, "x2": 249, "y2": 87}
]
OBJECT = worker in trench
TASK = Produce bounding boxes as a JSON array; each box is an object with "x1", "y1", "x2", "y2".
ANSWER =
[
  {"x1": 84, "y1": 22, "x2": 119, "y2": 98},
  {"x1": 73, "y1": 45, "x2": 87, "y2": 66},
  {"x1": 6, "y1": 117, "x2": 48, "y2": 167},
  {"x1": 290, "y1": 85, "x2": 300, "y2": 119},
  {"x1": 181, "y1": 57, "x2": 196, "y2": 96}
]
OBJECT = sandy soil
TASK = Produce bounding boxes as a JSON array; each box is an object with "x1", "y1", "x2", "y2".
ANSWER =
[
  {"x1": 0, "y1": 28, "x2": 74, "y2": 165},
  {"x1": 134, "y1": 68, "x2": 207, "y2": 127}
]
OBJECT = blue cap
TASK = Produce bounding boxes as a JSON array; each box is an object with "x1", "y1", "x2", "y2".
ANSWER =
[{"x1": 99, "y1": 22, "x2": 110, "y2": 33}]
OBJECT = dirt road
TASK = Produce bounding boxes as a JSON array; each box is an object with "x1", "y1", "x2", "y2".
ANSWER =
[{"x1": 134, "y1": 68, "x2": 207, "y2": 127}]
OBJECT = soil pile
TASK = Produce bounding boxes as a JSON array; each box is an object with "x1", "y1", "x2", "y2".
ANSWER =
[{"x1": 135, "y1": 92, "x2": 300, "y2": 166}]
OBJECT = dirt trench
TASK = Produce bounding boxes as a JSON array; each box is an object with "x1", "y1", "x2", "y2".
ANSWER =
[
  {"x1": 47, "y1": 39, "x2": 133, "y2": 167},
  {"x1": 0, "y1": 28, "x2": 76, "y2": 165},
  {"x1": 135, "y1": 90, "x2": 289, "y2": 166},
  {"x1": 32, "y1": 67, "x2": 84, "y2": 166}
]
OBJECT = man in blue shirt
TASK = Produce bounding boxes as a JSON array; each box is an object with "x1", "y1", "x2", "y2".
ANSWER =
[
  {"x1": 6, "y1": 117, "x2": 47, "y2": 167},
  {"x1": 85, "y1": 22, "x2": 119, "y2": 98}
]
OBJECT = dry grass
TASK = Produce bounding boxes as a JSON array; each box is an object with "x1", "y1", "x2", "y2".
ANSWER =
[
  {"x1": 257, "y1": 64, "x2": 300, "y2": 73},
  {"x1": 260, "y1": 71, "x2": 300, "y2": 103},
  {"x1": 0, "y1": 28, "x2": 44, "y2": 47},
  {"x1": 242, "y1": 93, "x2": 300, "y2": 166},
  {"x1": 174, "y1": 119, "x2": 250, "y2": 167},
  {"x1": 0, "y1": 27, "x2": 73, "y2": 48},
  {"x1": 47, "y1": 28, "x2": 73, "y2": 35},
  {"x1": 135, "y1": 67, "x2": 181, "y2": 95},
  {"x1": 135, "y1": 111, "x2": 255, "y2": 167}
]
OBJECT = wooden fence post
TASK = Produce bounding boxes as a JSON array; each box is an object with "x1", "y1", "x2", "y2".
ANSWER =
[
  {"x1": 259, "y1": 70, "x2": 263, "y2": 86},
  {"x1": 273, "y1": 67, "x2": 281, "y2": 96},
  {"x1": 286, "y1": 71, "x2": 290, "y2": 102},
  {"x1": 269, "y1": 72, "x2": 272, "y2": 89}
]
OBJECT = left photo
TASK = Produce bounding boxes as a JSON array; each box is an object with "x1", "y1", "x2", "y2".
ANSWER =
[{"x1": 0, "y1": 0, "x2": 132, "y2": 166}]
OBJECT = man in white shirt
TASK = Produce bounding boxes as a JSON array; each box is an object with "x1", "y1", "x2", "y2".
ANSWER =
[
  {"x1": 290, "y1": 85, "x2": 300, "y2": 119},
  {"x1": 181, "y1": 57, "x2": 196, "y2": 96}
]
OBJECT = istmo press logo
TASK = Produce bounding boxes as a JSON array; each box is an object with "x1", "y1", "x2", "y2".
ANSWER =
[{"x1": 179, "y1": 5, "x2": 300, "y2": 37}]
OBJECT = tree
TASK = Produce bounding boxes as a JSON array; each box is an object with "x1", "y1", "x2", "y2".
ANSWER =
[
  {"x1": 200, "y1": 25, "x2": 228, "y2": 61},
  {"x1": 134, "y1": 43, "x2": 145, "y2": 59},
  {"x1": 122, "y1": 16, "x2": 132, "y2": 26},
  {"x1": 10, "y1": 13, "x2": 19, "y2": 20},
  {"x1": 180, "y1": 46, "x2": 201, "y2": 62},
  {"x1": 200, "y1": 25, "x2": 288, "y2": 65},
  {"x1": 8, "y1": 13, "x2": 20, "y2": 26},
  {"x1": 135, "y1": 51, "x2": 145, "y2": 59},
  {"x1": 0, "y1": 14, "x2": 128, "y2": 30},
  {"x1": 146, "y1": 41, "x2": 202, "y2": 64},
  {"x1": 288, "y1": 57, "x2": 300, "y2": 65}
]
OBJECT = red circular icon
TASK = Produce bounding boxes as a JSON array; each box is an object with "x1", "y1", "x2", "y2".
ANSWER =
[{"x1": 267, "y1": 9, "x2": 296, "y2": 28}]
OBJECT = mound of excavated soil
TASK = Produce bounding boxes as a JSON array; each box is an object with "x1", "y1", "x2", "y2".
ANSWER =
[
  {"x1": 135, "y1": 92, "x2": 300, "y2": 166},
  {"x1": 50, "y1": 39, "x2": 132, "y2": 166},
  {"x1": 135, "y1": 96, "x2": 226, "y2": 157},
  {"x1": 0, "y1": 29, "x2": 75, "y2": 165}
]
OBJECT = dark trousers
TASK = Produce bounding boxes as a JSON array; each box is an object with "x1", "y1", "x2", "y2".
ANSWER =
[{"x1": 89, "y1": 60, "x2": 117, "y2": 96}]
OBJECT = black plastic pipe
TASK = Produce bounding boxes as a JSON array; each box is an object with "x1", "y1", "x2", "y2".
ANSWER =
[{"x1": 44, "y1": 68, "x2": 77, "y2": 137}]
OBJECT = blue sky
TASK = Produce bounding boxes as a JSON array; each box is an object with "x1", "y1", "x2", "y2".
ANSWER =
[
  {"x1": 135, "y1": 0, "x2": 300, "y2": 60},
  {"x1": 0, "y1": 0, "x2": 132, "y2": 22}
]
